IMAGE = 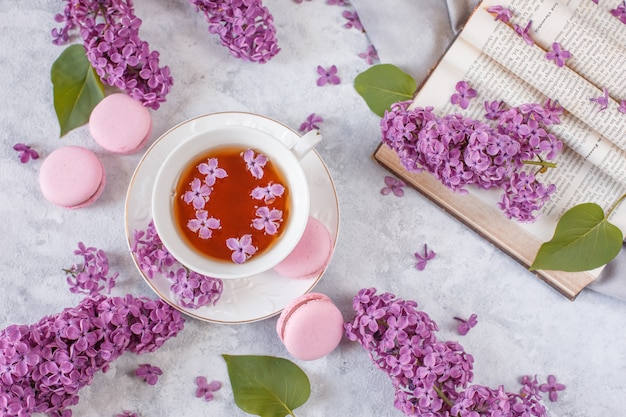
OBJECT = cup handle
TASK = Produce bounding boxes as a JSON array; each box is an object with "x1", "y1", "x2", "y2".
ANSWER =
[{"x1": 291, "y1": 130, "x2": 322, "y2": 160}]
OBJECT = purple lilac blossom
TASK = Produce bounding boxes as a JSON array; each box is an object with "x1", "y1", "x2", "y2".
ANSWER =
[
  {"x1": 252, "y1": 206, "x2": 283, "y2": 235},
  {"x1": 226, "y1": 234, "x2": 257, "y2": 264},
  {"x1": 380, "y1": 99, "x2": 563, "y2": 222},
  {"x1": 619, "y1": 100, "x2": 626, "y2": 114},
  {"x1": 450, "y1": 81, "x2": 477, "y2": 109},
  {"x1": 381, "y1": 176, "x2": 406, "y2": 197},
  {"x1": 251, "y1": 182, "x2": 285, "y2": 202},
  {"x1": 327, "y1": 0, "x2": 346, "y2": 5},
  {"x1": 358, "y1": 44, "x2": 379, "y2": 65},
  {"x1": 13, "y1": 143, "x2": 39, "y2": 163},
  {"x1": 187, "y1": 210, "x2": 221, "y2": 239},
  {"x1": 611, "y1": 1, "x2": 626, "y2": 24},
  {"x1": 52, "y1": 0, "x2": 173, "y2": 109},
  {"x1": 196, "y1": 376, "x2": 222, "y2": 401},
  {"x1": 183, "y1": 178, "x2": 212, "y2": 210},
  {"x1": 243, "y1": 149, "x2": 268, "y2": 179},
  {"x1": 538, "y1": 375, "x2": 566, "y2": 402},
  {"x1": 486, "y1": 5, "x2": 513, "y2": 23},
  {"x1": 0, "y1": 294, "x2": 184, "y2": 417},
  {"x1": 454, "y1": 313, "x2": 478, "y2": 335},
  {"x1": 344, "y1": 288, "x2": 549, "y2": 417},
  {"x1": 316, "y1": 65, "x2": 341, "y2": 86},
  {"x1": 299, "y1": 113, "x2": 324, "y2": 132},
  {"x1": 116, "y1": 411, "x2": 139, "y2": 417},
  {"x1": 342, "y1": 10, "x2": 364, "y2": 31},
  {"x1": 132, "y1": 220, "x2": 223, "y2": 308},
  {"x1": 65, "y1": 242, "x2": 119, "y2": 296},
  {"x1": 189, "y1": 0, "x2": 280, "y2": 63},
  {"x1": 135, "y1": 363, "x2": 163, "y2": 385},
  {"x1": 414, "y1": 244, "x2": 436, "y2": 270},
  {"x1": 514, "y1": 20, "x2": 534, "y2": 45},
  {"x1": 590, "y1": 87, "x2": 609, "y2": 111},
  {"x1": 545, "y1": 42, "x2": 571, "y2": 67},
  {"x1": 197, "y1": 158, "x2": 228, "y2": 186}
]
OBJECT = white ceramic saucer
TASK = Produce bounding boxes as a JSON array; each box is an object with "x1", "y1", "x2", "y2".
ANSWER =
[{"x1": 124, "y1": 112, "x2": 340, "y2": 324}]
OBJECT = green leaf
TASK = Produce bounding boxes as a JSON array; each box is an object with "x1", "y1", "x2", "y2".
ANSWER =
[
  {"x1": 530, "y1": 203, "x2": 623, "y2": 272},
  {"x1": 353, "y1": 64, "x2": 417, "y2": 117},
  {"x1": 51, "y1": 44, "x2": 105, "y2": 137},
  {"x1": 222, "y1": 354, "x2": 310, "y2": 417}
]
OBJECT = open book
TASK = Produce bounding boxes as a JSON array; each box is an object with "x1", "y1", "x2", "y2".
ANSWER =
[{"x1": 373, "y1": 0, "x2": 626, "y2": 299}]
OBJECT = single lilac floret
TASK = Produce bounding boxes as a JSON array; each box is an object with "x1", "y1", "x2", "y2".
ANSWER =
[
  {"x1": 187, "y1": 210, "x2": 221, "y2": 239},
  {"x1": 381, "y1": 176, "x2": 406, "y2": 197},
  {"x1": 243, "y1": 149, "x2": 268, "y2": 179},
  {"x1": 486, "y1": 5, "x2": 513, "y2": 23},
  {"x1": 183, "y1": 178, "x2": 212, "y2": 210},
  {"x1": 252, "y1": 206, "x2": 283, "y2": 235},
  {"x1": 135, "y1": 363, "x2": 163, "y2": 385},
  {"x1": 299, "y1": 113, "x2": 324, "y2": 132},
  {"x1": 226, "y1": 234, "x2": 257, "y2": 264},
  {"x1": 13, "y1": 143, "x2": 39, "y2": 163},
  {"x1": 251, "y1": 182, "x2": 285, "y2": 202},
  {"x1": 196, "y1": 376, "x2": 222, "y2": 401},
  {"x1": 342, "y1": 10, "x2": 364, "y2": 31},
  {"x1": 358, "y1": 44, "x2": 379, "y2": 65},
  {"x1": 539, "y1": 374, "x2": 566, "y2": 401},
  {"x1": 197, "y1": 158, "x2": 227, "y2": 186},
  {"x1": 414, "y1": 244, "x2": 436, "y2": 270},
  {"x1": 450, "y1": 81, "x2": 477, "y2": 109},
  {"x1": 545, "y1": 42, "x2": 571, "y2": 67},
  {"x1": 454, "y1": 313, "x2": 478, "y2": 335},
  {"x1": 590, "y1": 87, "x2": 609, "y2": 111},
  {"x1": 611, "y1": 1, "x2": 626, "y2": 24},
  {"x1": 514, "y1": 20, "x2": 534, "y2": 45},
  {"x1": 316, "y1": 65, "x2": 341, "y2": 86},
  {"x1": 116, "y1": 411, "x2": 139, "y2": 417}
]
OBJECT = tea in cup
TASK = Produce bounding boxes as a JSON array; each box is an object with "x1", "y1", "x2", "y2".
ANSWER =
[{"x1": 152, "y1": 121, "x2": 321, "y2": 279}]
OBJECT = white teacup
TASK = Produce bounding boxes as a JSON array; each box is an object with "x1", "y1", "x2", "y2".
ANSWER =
[{"x1": 152, "y1": 120, "x2": 321, "y2": 279}]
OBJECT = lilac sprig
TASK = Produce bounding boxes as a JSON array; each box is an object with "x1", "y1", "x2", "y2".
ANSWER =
[
  {"x1": 64, "y1": 242, "x2": 119, "y2": 296},
  {"x1": 52, "y1": 0, "x2": 173, "y2": 109},
  {"x1": 189, "y1": 0, "x2": 280, "y2": 64},
  {"x1": 0, "y1": 294, "x2": 184, "y2": 417},
  {"x1": 132, "y1": 220, "x2": 223, "y2": 309},
  {"x1": 380, "y1": 99, "x2": 563, "y2": 222},
  {"x1": 344, "y1": 288, "x2": 550, "y2": 417}
]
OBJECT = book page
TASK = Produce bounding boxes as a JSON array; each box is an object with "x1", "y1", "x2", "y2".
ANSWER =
[{"x1": 404, "y1": 0, "x2": 626, "y2": 277}]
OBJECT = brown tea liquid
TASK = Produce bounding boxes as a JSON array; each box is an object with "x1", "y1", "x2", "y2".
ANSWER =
[{"x1": 172, "y1": 145, "x2": 290, "y2": 264}]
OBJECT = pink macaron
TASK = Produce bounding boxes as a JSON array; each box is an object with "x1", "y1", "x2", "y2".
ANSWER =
[
  {"x1": 39, "y1": 146, "x2": 106, "y2": 209},
  {"x1": 273, "y1": 216, "x2": 333, "y2": 279},
  {"x1": 89, "y1": 93, "x2": 152, "y2": 154},
  {"x1": 276, "y1": 292, "x2": 344, "y2": 361}
]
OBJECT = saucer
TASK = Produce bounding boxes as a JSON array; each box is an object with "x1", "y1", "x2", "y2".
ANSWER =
[{"x1": 124, "y1": 112, "x2": 340, "y2": 324}]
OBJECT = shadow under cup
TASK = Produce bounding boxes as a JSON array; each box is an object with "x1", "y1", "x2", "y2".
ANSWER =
[{"x1": 152, "y1": 125, "x2": 312, "y2": 279}]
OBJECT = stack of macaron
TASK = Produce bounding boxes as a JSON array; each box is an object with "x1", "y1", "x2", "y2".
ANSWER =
[{"x1": 39, "y1": 93, "x2": 152, "y2": 209}]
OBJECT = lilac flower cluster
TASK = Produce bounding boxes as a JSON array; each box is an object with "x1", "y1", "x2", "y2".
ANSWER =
[
  {"x1": 132, "y1": 220, "x2": 223, "y2": 309},
  {"x1": 380, "y1": 99, "x2": 564, "y2": 222},
  {"x1": 0, "y1": 294, "x2": 184, "y2": 417},
  {"x1": 64, "y1": 242, "x2": 119, "y2": 296},
  {"x1": 189, "y1": 0, "x2": 280, "y2": 64},
  {"x1": 344, "y1": 288, "x2": 550, "y2": 417},
  {"x1": 52, "y1": 0, "x2": 173, "y2": 110}
]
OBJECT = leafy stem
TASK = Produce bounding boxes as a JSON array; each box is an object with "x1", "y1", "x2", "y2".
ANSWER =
[
  {"x1": 434, "y1": 385, "x2": 454, "y2": 409},
  {"x1": 522, "y1": 159, "x2": 557, "y2": 174}
]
